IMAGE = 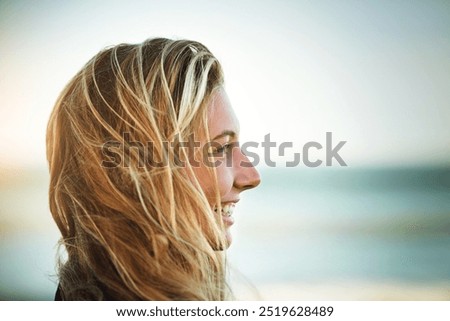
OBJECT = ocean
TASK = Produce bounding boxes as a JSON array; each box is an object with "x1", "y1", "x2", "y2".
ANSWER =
[{"x1": 228, "y1": 166, "x2": 450, "y2": 298}]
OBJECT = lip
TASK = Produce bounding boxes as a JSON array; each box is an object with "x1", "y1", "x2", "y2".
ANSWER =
[
  {"x1": 219, "y1": 200, "x2": 239, "y2": 226},
  {"x1": 222, "y1": 214, "x2": 235, "y2": 226},
  {"x1": 221, "y1": 199, "x2": 240, "y2": 205}
]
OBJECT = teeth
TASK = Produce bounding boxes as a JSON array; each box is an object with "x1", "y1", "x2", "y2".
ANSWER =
[
  {"x1": 213, "y1": 203, "x2": 235, "y2": 217},
  {"x1": 222, "y1": 204, "x2": 235, "y2": 217}
]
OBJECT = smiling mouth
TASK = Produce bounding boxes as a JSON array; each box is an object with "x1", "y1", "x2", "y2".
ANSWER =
[{"x1": 213, "y1": 203, "x2": 236, "y2": 225}]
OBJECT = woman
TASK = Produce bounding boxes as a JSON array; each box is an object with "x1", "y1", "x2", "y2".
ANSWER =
[{"x1": 46, "y1": 38, "x2": 260, "y2": 300}]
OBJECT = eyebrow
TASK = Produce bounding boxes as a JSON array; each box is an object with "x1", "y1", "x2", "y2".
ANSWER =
[{"x1": 211, "y1": 130, "x2": 237, "y2": 141}]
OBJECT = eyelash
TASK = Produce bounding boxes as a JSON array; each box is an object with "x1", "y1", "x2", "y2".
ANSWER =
[{"x1": 214, "y1": 142, "x2": 238, "y2": 155}]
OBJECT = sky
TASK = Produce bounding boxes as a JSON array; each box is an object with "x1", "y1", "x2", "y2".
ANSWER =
[{"x1": 1, "y1": 0, "x2": 450, "y2": 168}]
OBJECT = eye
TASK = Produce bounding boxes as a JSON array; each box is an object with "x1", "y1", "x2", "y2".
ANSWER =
[
  {"x1": 213, "y1": 142, "x2": 239, "y2": 156},
  {"x1": 215, "y1": 144, "x2": 231, "y2": 154}
]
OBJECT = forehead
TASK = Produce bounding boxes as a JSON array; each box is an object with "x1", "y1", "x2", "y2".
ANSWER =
[{"x1": 207, "y1": 89, "x2": 240, "y2": 138}]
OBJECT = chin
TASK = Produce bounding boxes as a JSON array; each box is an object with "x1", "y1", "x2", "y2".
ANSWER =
[
  {"x1": 211, "y1": 230, "x2": 232, "y2": 251},
  {"x1": 224, "y1": 229, "x2": 232, "y2": 248}
]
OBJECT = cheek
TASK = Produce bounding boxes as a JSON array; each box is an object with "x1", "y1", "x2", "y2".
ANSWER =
[
  {"x1": 194, "y1": 166, "x2": 234, "y2": 201},
  {"x1": 192, "y1": 150, "x2": 236, "y2": 202},
  {"x1": 214, "y1": 165, "x2": 234, "y2": 198}
]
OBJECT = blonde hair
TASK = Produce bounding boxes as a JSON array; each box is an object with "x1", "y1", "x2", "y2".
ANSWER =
[{"x1": 47, "y1": 38, "x2": 230, "y2": 300}]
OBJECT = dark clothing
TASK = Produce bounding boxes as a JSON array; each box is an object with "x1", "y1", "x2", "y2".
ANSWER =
[
  {"x1": 54, "y1": 282, "x2": 118, "y2": 300},
  {"x1": 54, "y1": 285, "x2": 63, "y2": 300}
]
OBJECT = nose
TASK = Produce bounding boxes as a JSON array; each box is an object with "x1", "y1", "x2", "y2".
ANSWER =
[{"x1": 233, "y1": 148, "x2": 261, "y2": 191}]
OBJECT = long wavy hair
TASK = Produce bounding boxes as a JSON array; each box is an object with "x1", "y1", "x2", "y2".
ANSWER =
[{"x1": 46, "y1": 38, "x2": 230, "y2": 300}]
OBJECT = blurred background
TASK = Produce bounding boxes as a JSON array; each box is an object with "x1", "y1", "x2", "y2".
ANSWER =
[{"x1": 1, "y1": 0, "x2": 449, "y2": 300}]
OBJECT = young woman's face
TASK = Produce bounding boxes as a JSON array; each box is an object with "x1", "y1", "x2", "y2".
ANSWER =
[{"x1": 193, "y1": 89, "x2": 260, "y2": 245}]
